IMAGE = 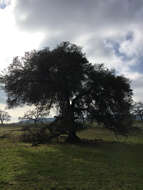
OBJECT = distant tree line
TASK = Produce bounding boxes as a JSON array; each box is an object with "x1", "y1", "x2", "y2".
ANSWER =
[
  {"x1": 131, "y1": 101, "x2": 143, "y2": 121},
  {"x1": 0, "y1": 109, "x2": 11, "y2": 125}
]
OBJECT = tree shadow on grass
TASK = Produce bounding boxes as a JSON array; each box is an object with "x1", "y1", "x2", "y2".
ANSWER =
[{"x1": 9, "y1": 140, "x2": 143, "y2": 190}]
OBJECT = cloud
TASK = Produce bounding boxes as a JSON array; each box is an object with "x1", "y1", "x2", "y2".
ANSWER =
[
  {"x1": 0, "y1": 103, "x2": 34, "y2": 123},
  {"x1": 0, "y1": 89, "x2": 6, "y2": 104},
  {"x1": 13, "y1": 0, "x2": 143, "y2": 32},
  {"x1": 13, "y1": 0, "x2": 143, "y2": 65},
  {"x1": 0, "y1": 0, "x2": 11, "y2": 9},
  {"x1": 12, "y1": 0, "x2": 143, "y2": 102},
  {"x1": 132, "y1": 75, "x2": 143, "y2": 101}
]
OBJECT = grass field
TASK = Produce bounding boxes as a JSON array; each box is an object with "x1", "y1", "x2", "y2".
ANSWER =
[{"x1": 0, "y1": 125, "x2": 143, "y2": 190}]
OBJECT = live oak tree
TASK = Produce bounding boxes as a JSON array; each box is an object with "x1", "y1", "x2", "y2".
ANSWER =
[{"x1": 2, "y1": 42, "x2": 133, "y2": 142}]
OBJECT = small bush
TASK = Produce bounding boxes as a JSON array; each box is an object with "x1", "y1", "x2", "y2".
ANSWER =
[{"x1": 20, "y1": 125, "x2": 51, "y2": 144}]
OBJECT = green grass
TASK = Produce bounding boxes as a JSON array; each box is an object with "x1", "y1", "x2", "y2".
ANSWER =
[{"x1": 0, "y1": 125, "x2": 143, "y2": 189}]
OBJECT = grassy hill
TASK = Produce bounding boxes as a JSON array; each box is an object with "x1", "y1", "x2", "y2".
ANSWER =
[{"x1": 0, "y1": 124, "x2": 143, "y2": 189}]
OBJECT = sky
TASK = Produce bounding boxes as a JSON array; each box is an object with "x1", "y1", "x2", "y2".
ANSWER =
[{"x1": 0, "y1": 0, "x2": 143, "y2": 122}]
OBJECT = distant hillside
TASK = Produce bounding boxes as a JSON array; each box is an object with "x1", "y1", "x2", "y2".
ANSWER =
[{"x1": 19, "y1": 117, "x2": 55, "y2": 124}]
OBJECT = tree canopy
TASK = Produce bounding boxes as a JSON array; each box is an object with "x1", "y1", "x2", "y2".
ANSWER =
[{"x1": 2, "y1": 41, "x2": 133, "y2": 141}]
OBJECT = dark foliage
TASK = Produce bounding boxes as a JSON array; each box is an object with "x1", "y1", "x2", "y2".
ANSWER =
[
  {"x1": 2, "y1": 41, "x2": 133, "y2": 141},
  {"x1": 20, "y1": 125, "x2": 50, "y2": 145}
]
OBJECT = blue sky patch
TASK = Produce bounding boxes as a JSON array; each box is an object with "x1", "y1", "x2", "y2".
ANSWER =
[
  {"x1": 0, "y1": 0, "x2": 10, "y2": 9},
  {"x1": 130, "y1": 56, "x2": 143, "y2": 73},
  {"x1": 126, "y1": 31, "x2": 134, "y2": 41},
  {"x1": 106, "y1": 40, "x2": 132, "y2": 62}
]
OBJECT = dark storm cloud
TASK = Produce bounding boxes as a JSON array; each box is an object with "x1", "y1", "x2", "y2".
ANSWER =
[{"x1": 14, "y1": 0, "x2": 143, "y2": 33}]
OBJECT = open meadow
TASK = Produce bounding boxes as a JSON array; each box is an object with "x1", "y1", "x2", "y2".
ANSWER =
[{"x1": 0, "y1": 124, "x2": 143, "y2": 190}]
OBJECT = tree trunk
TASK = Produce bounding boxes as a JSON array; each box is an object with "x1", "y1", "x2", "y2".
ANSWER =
[
  {"x1": 66, "y1": 130, "x2": 81, "y2": 143},
  {"x1": 60, "y1": 97, "x2": 81, "y2": 143},
  {"x1": 0, "y1": 119, "x2": 3, "y2": 126}
]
